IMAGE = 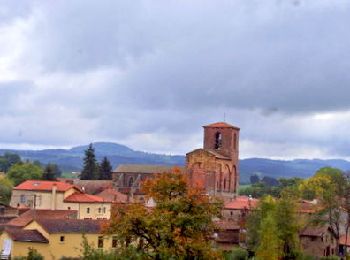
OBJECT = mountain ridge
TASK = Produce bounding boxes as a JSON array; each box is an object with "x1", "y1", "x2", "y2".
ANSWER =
[{"x1": 1, "y1": 142, "x2": 350, "y2": 183}]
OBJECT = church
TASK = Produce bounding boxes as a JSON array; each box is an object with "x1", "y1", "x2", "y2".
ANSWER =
[{"x1": 113, "y1": 122, "x2": 240, "y2": 202}]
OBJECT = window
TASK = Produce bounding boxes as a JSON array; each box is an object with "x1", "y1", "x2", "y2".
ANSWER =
[
  {"x1": 103, "y1": 207, "x2": 106, "y2": 213},
  {"x1": 60, "y1": 236, "x2": 65, "y2": 242},
  {"x1": 98, "y1": 208, "x2": 102, "y2": 214},
  {"x1": 215, "y1": 132, "x2": 222, "y2": 149},
  {"x1": 20, "y1": 194, "x2": 26, "y2": 203},
  {"x1": 98, "y1": 236, "x2": 104, "y2": 248},
  {"x1": 128, "y1": 177, "x2": 134, "y2": 187},
  {"x1": 112, "y1": 236, "x2": 118, "y2": 248},
  {"x1": 67, "y1": 207, "x2": 71, "y2": 210},
  {"x1": 86, "y1": 207, "x2": 90, "y2": 214}
]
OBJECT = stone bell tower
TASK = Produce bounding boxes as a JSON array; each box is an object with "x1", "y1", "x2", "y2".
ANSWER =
[{"x1": 186, "y1": 122, "x2": 240, "y2": 200}]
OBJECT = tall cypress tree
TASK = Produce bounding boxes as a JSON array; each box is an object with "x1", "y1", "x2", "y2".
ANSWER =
[
  {"x1": 80, "y1": 143, "x2": 98, "y2": 180},
  {"x1": 99, "y1": 157, "x2": 112, "y2": 180}
]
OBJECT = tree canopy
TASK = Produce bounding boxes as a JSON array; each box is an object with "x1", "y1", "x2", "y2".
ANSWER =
[
  {"x1": 98, "y1": 157, "x2": 112, "y2": 180},
  {"x1": 42, "y1": 163, "x2": 62, "y2": 180},
  {"x1": 7, "y1": 162, "x2": 43, "y2": 186},
  {"x1": 80, "y1": 144, "x2": 99, "y2": 180},
  {"x1": 106, "y1": 168, "x2": 223, "y2": 259},
  {"x1": 0, "y1": 152, "x2": 21, "y2": 173}
]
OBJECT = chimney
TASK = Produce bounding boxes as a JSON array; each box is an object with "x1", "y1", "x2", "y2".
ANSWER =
[{"x1": 51, "y1": 183, "x2": 57, "y2": 210}]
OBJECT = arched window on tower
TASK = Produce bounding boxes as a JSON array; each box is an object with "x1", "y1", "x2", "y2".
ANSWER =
[
  {"x1": 128, "y1": 177, "x2": 134, "y2": 187},
  {"x1": 215, "y1": 132, "x2": 222, "y2": 149}
]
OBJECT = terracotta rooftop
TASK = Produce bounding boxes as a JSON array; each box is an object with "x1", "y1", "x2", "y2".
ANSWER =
[
  {"x1": 300, "y1": 225, "x2": 330, "y2": 237},
  {"x1": 114, "y1": 164, "x2": 184, "y2": 174},
  {"x1": 7, "y1": 209, "x2": 78, "y2": 227},
  {"x1": 5, "y1": 227, "x2": 48, "y2": 243},
  {"x1": 14, "y1": 180, "x2": 77, "y2": 192},
  {"x1": 339, "y1": 234, "x2": 350, "y2": 246},
  {"x1": 33, "y1": 218, "x2": 107, "y2": 234},
  {"x1": 297, "y1": 200, "x2": 320, "y2": 214},
  {"x1": 214, "y1": 220, "x2": 240, "y2": 230},
  {"x1": 97, "y1": 188, "x2": 128, "y2": 203},
  {"x1": 204, "y1": 122, "x2": 240, "y2": 130},
  {"x1": 72, "y1": 180, "x2": 113, "y2": 195},
  {"x1": 224, "y1": 196, "x2": 259, "y2": 210},
  {"x1": 64, "y1": 193, "x2": 110, "y2": 203}
]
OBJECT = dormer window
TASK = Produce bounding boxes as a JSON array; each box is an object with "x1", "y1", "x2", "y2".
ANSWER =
[{"x1": 215, "y1": 132, "x2": 222, "y2": 149}]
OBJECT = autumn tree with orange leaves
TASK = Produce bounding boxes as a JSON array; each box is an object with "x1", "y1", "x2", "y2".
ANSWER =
[{"x1": 106, "y1": 168, "x2": 223, "y2": 259}]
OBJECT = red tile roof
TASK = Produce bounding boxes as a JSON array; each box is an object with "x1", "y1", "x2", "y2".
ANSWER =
[
  {"x1": 339, "y1": 234, "x2": 350, "y2": 246},
  {"x1": 214, "y1": 220, "x2": 240, "y2": 230},
  {"x1": 224, "y1": 196, "x2": 259, "y2": 210},
  {"x1": 64, "y1": 193, "x2": 110, "y2": 203},
  {"x1": 5, "y1": 227, "x2": 48, "y2": 243},
  {"x1": 33, "y1": 218, "x2": 108, "y2": 234},
  {"x1": 14, "y1": 180, "x2": 77, "y2": 192},
  {"x1": 204, "y1": 122, "x2": 240, "y2": 130},
  {"x1": 7, "y1": 209, "x2": 78, "y2": 227},
  {"x1": 97, "y1": 188, "x2": 128, "y2": 203}
]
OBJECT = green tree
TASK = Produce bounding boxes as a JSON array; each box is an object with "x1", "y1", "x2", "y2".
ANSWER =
[
  {"x1": 0, "y1": 177, "x2": 13, "y2": 205},
  {"x1": 106, "y1": 169, "x2": 223, "y2": 259},
  {"x1": 7, "y1": 162, "x2": 42, "y2": 186},
  {"x1": 80, "y1": 144, "x2": 98, "y2": 180},
  {"x1": 275, "y1": 193, "x2": 301, "y2": 258},
  {"x1": 98, "y1": 157, "x2": 112, "y2": 180},
  {"x1": 256, "y1": 213, "x2": 281, "y2": 260},
  {"x1": 42, "y1": 163, "x2": 62, "y2": 180},
  {"x1": 0, "y1": 152, "x2": 21, "y2": 172},
  {"x1": 300, "y1": 167, "x2": 347, "y2": 255}
]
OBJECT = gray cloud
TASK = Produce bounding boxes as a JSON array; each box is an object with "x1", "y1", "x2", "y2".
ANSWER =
[{"x1": 0, "y1": 0, "x2": 350, "y2": 158}]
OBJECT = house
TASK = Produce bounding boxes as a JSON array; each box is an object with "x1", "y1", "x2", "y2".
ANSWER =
[
  {"x1": 10, "y1": 180, "x2": 80, "y2": 210},
  {"x1": 63, "y1": 193, "x2": 112, "y2": 219},
  {"x1": 300, "y1": 224, "x2": 337, "y2": 257},
  {"x1": 222, "y1": 195, "x2": 259, "y2": 221},
  {"x1": 0, "y1": 218, "x2": 112, "y2": 259},
  {"x1": 10, "y1": 180, "x2": 112, "y2": 219},
  {"x1": 214, "y1": 220, "x2": 240, "y2": 250}
]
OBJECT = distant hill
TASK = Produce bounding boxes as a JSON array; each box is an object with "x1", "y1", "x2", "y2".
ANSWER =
[
  {"x1": 1, "y1": 142, "x2": 350, "y2": 183},
  {"x1": 239, "y1": 158, "x2": 350, "y2": 183},
  {"x1": 0, "y1": 142, "x2": 185, "y2": 172}
]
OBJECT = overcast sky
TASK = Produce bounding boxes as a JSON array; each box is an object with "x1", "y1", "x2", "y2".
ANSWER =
[{"x1": 0, "y1": 0, "x2": 350, "y2": 159}]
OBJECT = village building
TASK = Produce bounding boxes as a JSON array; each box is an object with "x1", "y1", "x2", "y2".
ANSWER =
[
  {"x1": 112, "y1": 164, "x2": 184, "y2": 202},
  {"x1": 112, "y1": 122, "x2": 240, "y2": 202},
  {"x1": 0, "y1": 218, "x2": 110, "y2": 259},
  {"x1": 214, "y1": 220, "x2": 241, "y2": 250},
  {"x1": 299, "y1": 224, "x2": 338, "y2": 257},
  {"x1": 186, "y1": 122, "x2": 240, "y2": 201},
  {"x1": 9, "y1": 180, "x2": 112, "y2": 219},
  {"x1": 222, "y1": 195, "x2": 258, "y2": 221}
]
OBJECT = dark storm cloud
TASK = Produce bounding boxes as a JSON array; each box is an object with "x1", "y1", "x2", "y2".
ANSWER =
[
  {"x1": 26, "y1": 0, "x2": 350, "y2": 114},
  {"x1": 1, "y1": 0, "x2": 350, "y2": 158}
]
